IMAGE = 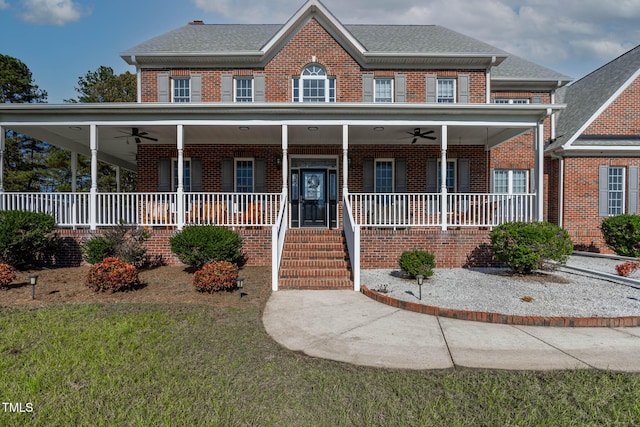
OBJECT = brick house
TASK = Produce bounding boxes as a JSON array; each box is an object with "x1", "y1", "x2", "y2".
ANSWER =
[{"x1": 0, "y1": 0, "x2": 586, "y2": 290}]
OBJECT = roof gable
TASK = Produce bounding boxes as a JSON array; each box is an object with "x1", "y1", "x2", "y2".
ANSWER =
[{"x1": 550, "y1": 44, "x2": 640, "y2": 152}]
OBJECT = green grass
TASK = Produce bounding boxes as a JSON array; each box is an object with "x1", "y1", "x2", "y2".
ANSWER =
[{"x1": 2, "y1": 303, "x2": 640, "y2": 426}]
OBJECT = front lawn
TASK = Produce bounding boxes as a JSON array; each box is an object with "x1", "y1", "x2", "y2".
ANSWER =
[{"x1": 2, "y1": 303, "x2": 640, "y2": 426}]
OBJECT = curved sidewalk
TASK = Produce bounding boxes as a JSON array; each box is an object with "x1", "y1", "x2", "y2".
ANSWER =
[{"x1": 263, "y1": 290, "x2": 640, "y2": 371}]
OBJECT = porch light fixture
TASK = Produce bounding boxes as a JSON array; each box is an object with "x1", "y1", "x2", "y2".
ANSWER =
[
  {"x1": 238, "y1": 126, "x2": 250, "y2": 131},
  {"x1": 276, "y1": 157, "x2": 282, "y2": 168},
  {"x1": 416, "y1": 275, "x2": 424, "y2": 300},
  {"x1": 373, "y1": 127, "x2": 384, "y2": 132},
  {"x1": 29, "y1": 274, "x2": 38, "y2": 300},
  {"x1": 307, "y1": 126, "x2": 319, "y2": 132},
  {"x1": 69, "y1": 126, "x2": 82, "y2": 131}
]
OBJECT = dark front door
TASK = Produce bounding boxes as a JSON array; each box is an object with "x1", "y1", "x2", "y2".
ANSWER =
[{"x1": 300, "y1": 169, "x2": 327, "y2": 227}]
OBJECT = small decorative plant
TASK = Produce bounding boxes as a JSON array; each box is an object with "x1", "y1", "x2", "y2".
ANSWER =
[
  {"x1": 0, "y1": 263, "x2": 16, "y2": 289},
  {"x1": 81, "y1": 224, "x2": 150, "y2": 268},
  {"x1": 85, "y1": 257, "x2": 140, "y2": 292},
  {"x1": 170, "y1": 226, "x2": 244, "y2": 269},
  {"x1": 399, "y1": 249, "x2": 435, "y2": 279},
  {"x1": 615, "y1": 261, "x2": 640, "y2": 277},
  {"x1": 193, "y1": 261, "x2": 239, "y2": 293}
]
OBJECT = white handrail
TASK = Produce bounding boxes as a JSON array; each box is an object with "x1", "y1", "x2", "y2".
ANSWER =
[
  {"x1": 343, "y1": 194, "x2": 360, "y2": 291},
  {"x1": 271, "y1": 191, "x2": 288, "y2": 291}
]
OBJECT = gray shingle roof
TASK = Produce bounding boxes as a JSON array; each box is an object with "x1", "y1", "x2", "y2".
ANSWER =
[
  {"x1": 550, "y1": 44, "x2": 640, "y2": 151},
  {"x1": 492, "y1": 54, "x2": 570, "y2": 82}
]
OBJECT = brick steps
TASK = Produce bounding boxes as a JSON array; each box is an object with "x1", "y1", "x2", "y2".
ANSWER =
[{"x1": 279, "y1": 228, "x2": 353, "y2": 290}]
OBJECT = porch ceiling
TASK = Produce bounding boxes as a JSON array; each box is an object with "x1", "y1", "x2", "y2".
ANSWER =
[{"x1": 2, "y1": 102, "x2": 558, "y2": 172}]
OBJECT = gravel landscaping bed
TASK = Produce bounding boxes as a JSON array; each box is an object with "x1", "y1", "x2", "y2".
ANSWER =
[{"x1": 361, "y1": 255, "x2": 640, "y2": 318}]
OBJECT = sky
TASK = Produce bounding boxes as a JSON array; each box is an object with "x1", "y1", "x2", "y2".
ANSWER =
[{"x1": 1, "y1": 0, "x2": 640, "y2": 103}]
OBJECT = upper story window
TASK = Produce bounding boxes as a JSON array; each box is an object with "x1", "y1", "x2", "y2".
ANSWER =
[
  {"x1": 494, "y1": 98, "x2": 530, "y2": 104},
  {"x1": 437, "y1": 79, "x2": 455, "y2": 103},
  {"x1": 172, "y1": 78, "x2": 190, "y2": 103},
  {"x1": 374, "y1": 79, "x2": 393, "y2": 103},
  {"x1": 293, "y1": 65, "x2": 336, "y2": 102},
  {"x1": 235, "y1": 78, "x2": 253, "y2": 102}
]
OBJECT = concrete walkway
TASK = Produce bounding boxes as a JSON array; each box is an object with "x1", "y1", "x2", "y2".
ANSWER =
[{"x1": 263, "y1": 290, "x2": 640, "y2": 371}]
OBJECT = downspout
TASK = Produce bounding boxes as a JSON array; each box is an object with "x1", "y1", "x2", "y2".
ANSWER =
[
  {"x1": 486, "y1": 56, "x2": 496, "y2": 104},
  {"x1": 551, "y1": 151, "x2": 564, "y2": 228}
]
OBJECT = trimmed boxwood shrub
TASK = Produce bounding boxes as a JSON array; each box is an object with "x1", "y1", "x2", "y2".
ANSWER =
[
  {"x1": 0, "y1": 263, "x2": 16, "y2": 289},
  {"x1": 170, "y1": 226, "x2": 243, "y2": 269},
  {"x1": 0, "y1": 211, "x2": 59, "y2": 269},
  {"x1": 85, "y1": 257, "x2": 139, "y2": 292},
  {"x1": 600, "y1": 214, "x2": 640, "y2": 257},
  {"x1": 193, "y1": 261, "x2": 239, "y2": 293},
  {"x1": 399, "y1": 249, "x2": 436, "y2": 278},
  {"x1": 81, "y1": 225, "x2": 150, "y2": 267},
  {"x1": 490, "y1": 221, "x2": 573, "y2": 274}
]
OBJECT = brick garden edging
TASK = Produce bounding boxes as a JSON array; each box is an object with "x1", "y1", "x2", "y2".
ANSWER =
[{"x1": 361, "y1": 285, "x2": 640, "y2": 327}]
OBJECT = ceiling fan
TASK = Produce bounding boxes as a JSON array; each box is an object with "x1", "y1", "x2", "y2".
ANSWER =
[
  {"x1": 406, "y1": 128, "x2": 436, "y2": 144},
  {"x1": 115, "y1": 127, "x2": 158, "y2": 144}
]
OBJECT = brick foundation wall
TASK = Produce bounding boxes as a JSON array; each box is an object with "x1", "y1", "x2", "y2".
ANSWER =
[
  {"x1": 54, "y1": 228, "x2": 272, "y2": 267},
  {"x1": 360, "y1": 228, "x2": 495, "y2": 269}
]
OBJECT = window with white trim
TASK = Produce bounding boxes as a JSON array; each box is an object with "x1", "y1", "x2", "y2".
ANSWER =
[
  {"x1": 494, "y1": 98, "x2": 530, "y2": 104},
  {"x1": 608, "y1": 166, "x2": 625, "y2": 215},
  {"x1": 437, "y1": 78, "x2": 455, "y2": 103},
  {"x1": 437, "y1": 160, "x2": 456, "y2": 191},
  {"x1": 172, "y1": 158, "x2": 191, "y2": 192},
  {"x1": 292, "y1": 65, "x2": 336, "y2": 102},
  {"x1": 172, "y1": 78, "x2": 190, "y2": 103},
  {"x1": 375, "y1": 159, "x2": 394, "y2": 193},
  {"x1": 235, "y1": 78, "x2": 253, "y2": 102},
  {"x1": 235, "y1": 159, "x2": 254, "y2": 193},
  {"x1": 493, "y1": 170, "x2": 529, "y2": 194},
  {"x1": 374, "y1": 78, "x2": 393, "y2": 103}
]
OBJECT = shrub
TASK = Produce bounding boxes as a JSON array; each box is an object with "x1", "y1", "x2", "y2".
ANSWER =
[
  {"x1": 85, "y1": 257, "x2": 139, "y2": 292},
  {"x1": 0, "y1": 263, "x2": 16, "y2": 288},
  {"x1": 0, "y1": 211, "x2": 59, "y2": 269},
  {"x1": 490, "y1": 221, "x2": 573, "y2": 274},
  {"x1": 193, "y1": 261, "x2": 239, "y2": 293},
  {"x1": 601, "y1": 214, "x2": 640, "y2": 257},
  {"x1": 170, "y1": 226, "x2": 243, "y2": 269},
  {"x1": 399, "y1": 249, "x2": 436, "y2": 278},
  {"x1": 615, "y1": 261, "x2": 640, "y2": 277},
  {"x1": 81, "y1": 225, "x2": 150, "y2": 268}
]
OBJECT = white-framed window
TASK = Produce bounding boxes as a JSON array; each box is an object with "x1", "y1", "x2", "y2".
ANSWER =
[
  {"x1": 437, "y1": 78, "x2": 455, "y2": 103},
  {"x1": 494, "y1": 98, "x2": 530, "y2": 104},
  {"x1": 374, "y1": 78, "x2": 393, "y2": 103},
  {"x1": 292, "y1": 65, "x2": 336, "y2": 102},
  {"x1": 437, "y1": 160, "x2": 457, "y2": 192},
  {"x1": 235, "y1": 158, "x2": 254, "y2": 193},
  {"x1": 493, "y1": 170, "x2": 529, "y2": 194},
  {"x1": 172, "y1": 78, "x2": 190, "y2": 103},
  {"x1": 608, "y1": 166, "x2": 625, "y2": 216},
  {"x1": 375, "y1": 159, "x2": 394, "y2": 193},
  {"x1": 235, "y1": 77, "x2": 253, "y2": 102},
  {"x1": 172, "y1": 158, "x2": 191, "y2": 192}
]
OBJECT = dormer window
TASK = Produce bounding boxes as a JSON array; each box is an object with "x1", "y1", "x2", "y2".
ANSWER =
[{"x1": 293, "y1": 65, "x2": 336, "y2": 102}]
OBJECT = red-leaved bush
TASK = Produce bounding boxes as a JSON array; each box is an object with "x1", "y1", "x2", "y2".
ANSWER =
[
  {"x1": 0, "y1": 263, "x2": 16, "y2": 288},
  {"x1": 193, "y1": 261, "x2": 239, "y2": 293},
  {"x1": 615, "y1": 261, "x2": 640, "y2": 277},
  {"x1": 85, "y1": 257, "x2": 139, "y2": 292}
]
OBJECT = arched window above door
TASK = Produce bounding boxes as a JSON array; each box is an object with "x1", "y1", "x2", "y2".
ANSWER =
[{"x1": 293, "y1": 64, "x2": 336, "y2": 103}]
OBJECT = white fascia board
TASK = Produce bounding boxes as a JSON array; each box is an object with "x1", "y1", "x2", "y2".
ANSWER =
[{"x1": 562, "y1": 68, "x2": 640, "y2": 150}]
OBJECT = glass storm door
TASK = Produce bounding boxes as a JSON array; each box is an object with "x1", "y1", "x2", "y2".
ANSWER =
[{"x1": 301, "y1": 169, "x2": 327, "y2": 227}]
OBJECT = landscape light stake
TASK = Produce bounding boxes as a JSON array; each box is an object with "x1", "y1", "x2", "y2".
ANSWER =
[
  {"x1": 29, "y1": 274, "x2": 38, "y2": 300},
  {"x1": 416, "y1": 275, "x2": 424, "y2": 300},
  {"x1": 236, "y1": 277, "x2": 245, "y2": 299}
]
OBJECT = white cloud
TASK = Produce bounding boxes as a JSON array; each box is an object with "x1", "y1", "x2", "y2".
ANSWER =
[
  {"x1": 0, "y1": 0, "x2": 9, "y2": 10},
  {"x1": 19, "y1": 0, "x2": 85, "y2": 26},
  {"x1": 191, "y1": 0, "x2": 640, "y2": 79}
]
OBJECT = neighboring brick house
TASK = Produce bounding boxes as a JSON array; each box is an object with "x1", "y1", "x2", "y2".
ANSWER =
[
  {"x1": 547, "y1": 45, "x2": 640, "y2": 251},
  {"x1": 0, "y1": 0, "x2": 595, "y2": 290}
]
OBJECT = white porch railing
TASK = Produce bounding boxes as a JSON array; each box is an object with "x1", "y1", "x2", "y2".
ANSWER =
[
  {"x1": 0, "y1": 192, "x2": 282, "y2": 228},
  {"x1": 343, "y1": 194, "x2": 360, "y2": 291},
  {"x1": 271, "y1": 191, "x2": 288, "y2": 291},
  {"x1": 348, "y1": 193, "x2": 536, "y2": 227}
]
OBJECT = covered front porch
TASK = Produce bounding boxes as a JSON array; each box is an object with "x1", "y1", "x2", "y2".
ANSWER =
[{"x1": 0, "y1": 102, "x2": 559, "y2": 290}]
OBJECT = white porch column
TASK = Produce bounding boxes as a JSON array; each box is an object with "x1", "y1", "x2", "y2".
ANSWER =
[
  {"x1": 342, "y1": 125, "x2": 349, "y2": 195},
  {"x1": 440, "y1": 125, "x2": 448, "y2": 230},
  {"x1": 281, "y1": 125, "x2": 288, "y2": 193},
  {"x1": 89, "y1": 124, "x2": 98, "y2": 230},
  {"x1": 0, "y1": 125, "x2": 4, "y2": 193},
  {"x1": 176, "y1": 124, "x2": 184, "y2": 230},
  {"x1": 535, "y1": 122, "x2": 545, "y2": 221}
]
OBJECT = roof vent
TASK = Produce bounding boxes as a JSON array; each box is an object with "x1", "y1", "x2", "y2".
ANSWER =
[{"x1": 189, "y1": 20, "x2": 204, "y2": 25}]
